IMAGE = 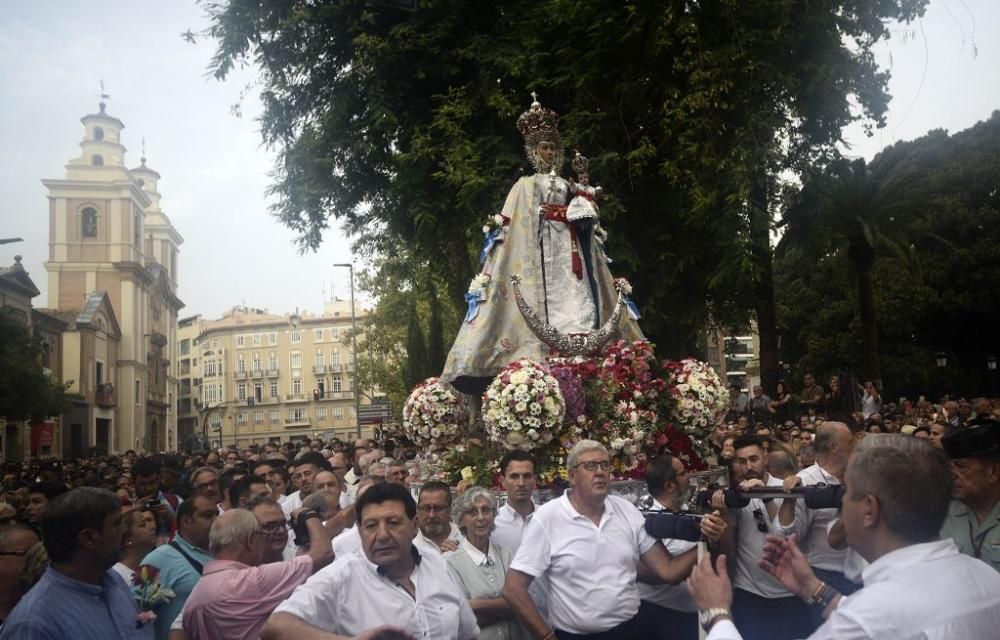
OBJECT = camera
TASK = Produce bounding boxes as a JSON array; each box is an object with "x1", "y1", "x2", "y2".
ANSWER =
[{"x1": 642, "y1": 510, "x2": 704, "y2": 542}]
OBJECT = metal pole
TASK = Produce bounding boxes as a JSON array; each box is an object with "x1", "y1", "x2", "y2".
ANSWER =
[
  {"x1": 348, "y1": 265, "x2": 361, "y2": 439},
  {"x1": 335, "y1": 262, "x2": 361, "y2": 439}
]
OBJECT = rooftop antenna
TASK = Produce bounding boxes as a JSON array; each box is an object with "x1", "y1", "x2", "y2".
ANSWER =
[{"x1": 141, "y1": 137, "x2": 147, "y2": 165}]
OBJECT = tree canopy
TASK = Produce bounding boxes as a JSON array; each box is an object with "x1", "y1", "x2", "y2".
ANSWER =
[
  {"x1": 199, "y1": 0, "x2": 927, "y2": 378},
  {"x1": 0, "y1": 311, "x2": 71, "y2": 423}
]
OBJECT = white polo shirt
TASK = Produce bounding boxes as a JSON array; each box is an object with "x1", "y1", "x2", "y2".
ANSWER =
[
  {"x1": 637, "y1": 498, "x2": 697, "y2": 613},
  {"x1": 510, "y1": 492, "x2": 656, "y2": 634},
  {"x1": 492, "y1": 501, "x2": 537, "y2": 552},
  {"x1": 274, "y1": 544, "x2": 479, "y2": 640},
  {"x1": 774, "y1": 463, "x2": 846, "y2": 572},
  {"x1": 732, "y1": 474, "x2": 795, "y2": 599},
  {"x1": 707, "y1": 539, "x2": 1000, "y2": 640}
]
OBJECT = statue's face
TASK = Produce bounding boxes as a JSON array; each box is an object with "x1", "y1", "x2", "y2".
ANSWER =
[{"x1": 536, "y1": 141, "x2": 557, "y2": 165}]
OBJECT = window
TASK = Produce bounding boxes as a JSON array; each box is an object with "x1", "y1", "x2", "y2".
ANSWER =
[
  {"x1": 252, "y1": 334, "x2": 261, "y2": 346},
  {"x1": 254, "y1": 410, "x2": 264, "y2": 424},
  {"x1": 291, "y1": 331, "x2": 301, "y2": 344},
  {"x1": 334, "y1": 406, "x2": 343, "y2": 418},
  {"x1": 331, "y1": 328, "x2": 341, "y2": 340},
  {"x1": 134, "y1": 211, "x2": 141, "y2": 248},
  {"x1": 314, "y1": 328, "x2": 324, "y2": 342},
  {"x1": 269, "y1": 380, "x2": 278, "y2": 398},
  {"x1": 237, "y1": 355, "x2": 245, "y2": 374},
  {"x1": 93, "y1": 126, "x2": 104, "y2": 141},
  {"x1": 269, "y1": 409, "x2": 279, "y2": 422},
  {"x1": 92, "y1": 154, "x2": 104, "y2": 166},
  {"x1": 316, "y1": 407, "x2": 327, "y2": 420},
  {"x1": 317, "y1": 379, "x2": 326, "y2": 395},
  {"x1": 236, "y1": 335, "x2": 245, "y2": 347},
  {"x1": 237, "y1": 382, "x2": 247, "y2": 401},
  {"x1": 331, "y1": 351, "x2": 340, "y2": 367},
  {"x1": 290, "y1": 352, "x2": 302, "y2": 368},
  {"x1": 211, "y1": 338, "x2": 220, "y2": 350},
  {"x1": 268, "y1": 352, "x2": 278, "y2": 370},
  {"x1": 96, "y1": 361, "x2": 104, "y2": 384},
  {"x1": 292, "y1": 379, "x2": 302, "y2": 395},
  {"x1": 180, "y1": 339, "x2": 190, "y2": 355},
  {"x1": 252, "y1": 353, "x2": 261, "y2": 372},
  {"x1": 135, "y1": 378, "x2": 141, "y2": 403},
  {"x1": 253, "y1": 382, "x2": 263, "y2": 402},
  {"x1": 82, "y1": 207, "x2": 98, "y2": 238},
  {"x1": 332, "y1": 375, "x2": 342, "y2": 393},
  {"x1": 268, "y1": 332, "x2": 278, "y2": 345},
  {"x1": 211, "y1": 415, "x2": 223, "y2": 428},
  {"x1": 315, "y1": 350, "x2": 324, "y2": 366},
  {"x1": 290, "y1": 408, "x2": 306, "y2": 422},
  {"x1": 236, "y1": 412, "x2": 247, "y2": 425}
]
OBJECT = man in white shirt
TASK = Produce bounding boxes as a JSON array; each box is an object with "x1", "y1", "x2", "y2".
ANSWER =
[
  {"x1": 689, "y1": 434, "x2": 1000, "y2": 640},
  {"x1": 638, "y1": 453, "x2": 731, "y2": 640},
  {"x1": 415, "y1": 480, "x2": 462, "y2": 552},
  {"x1": 492, "y1": 450, "x2": 539, "y2": 552},
  {"x1": 775, "y1": 422, "x2": 860, "y2": 599},
  {"x1": 281, "y1": 452, "x2": 330, "y2": 517},
  {"x1": 262, "y1": 482, "x2": 479, "y2": 640},
  {"x1": 728, "y1": 437, "x2": 811, "y2": 640},
  {"x1": 503, "y1": 440, "x2": 716, "y2": 640}
]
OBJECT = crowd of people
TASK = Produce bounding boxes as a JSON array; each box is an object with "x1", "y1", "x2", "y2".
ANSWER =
[{"x1": 1, "y1": 379, "x2": 999, "y2": 640}]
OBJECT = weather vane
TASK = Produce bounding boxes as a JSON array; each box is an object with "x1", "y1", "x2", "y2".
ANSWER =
[{"x1": 98, "y1": 79, "x2": 110, "y2": 111}]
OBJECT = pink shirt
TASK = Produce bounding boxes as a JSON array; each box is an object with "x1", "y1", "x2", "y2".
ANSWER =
[{"x1": 182, "y1": 555, "x2": 313, "y2": 640}]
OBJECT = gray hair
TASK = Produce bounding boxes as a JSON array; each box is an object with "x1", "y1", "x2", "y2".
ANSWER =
[
  {"x1": 451, "y1": 486, "x2": 497, "y2": 525},
  {"x1": 367, "y1": 462, "x2": 387, "y2": 476},
  {"x1": 190, "y1": 465, "x2": 219, "y2": 487},
  {"x1": 845, "y1": 434, "x2": 951, "y2": 543},
  {"x1": 209, "y1": 508, "x2": 259, "y2": 555},
  {"x1": 566, "y1": 439, "x2": 608, "y2": 470}
]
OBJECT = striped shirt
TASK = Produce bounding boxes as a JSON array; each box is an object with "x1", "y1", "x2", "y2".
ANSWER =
[{"x1": 0, "y1": 566, "x2": 153, "y2": 639}]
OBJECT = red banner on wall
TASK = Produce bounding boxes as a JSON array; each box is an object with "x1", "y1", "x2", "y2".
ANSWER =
[{"x1": 30, "y1": 421, "x2": 56, "y2": 454}]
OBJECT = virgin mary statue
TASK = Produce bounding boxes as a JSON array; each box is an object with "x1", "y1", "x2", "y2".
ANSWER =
[{"x1": 442, "y1": 95, "x2": 644, "y2": 395}]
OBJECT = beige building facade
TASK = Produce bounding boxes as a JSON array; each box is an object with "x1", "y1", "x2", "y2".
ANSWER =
[
  {"x1": 176, "y1": 300, "x2": 377, "y2": 450},
  {"x1": 42, "y1": 101, "x2": 184, "y2": 454}
]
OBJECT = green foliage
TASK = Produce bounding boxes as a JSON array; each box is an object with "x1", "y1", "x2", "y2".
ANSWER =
[
  {"x1": 776, "y1": 112, "x2": 1000, "y2": 399},
  {"x1": 199, "y1": 0, "x2": 927, "y2": 368},
  {"x1": 0, "y1": 310, "x2": 71, "y2": 423}
]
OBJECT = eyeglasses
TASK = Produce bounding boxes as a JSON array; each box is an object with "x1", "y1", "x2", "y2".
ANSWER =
[
  {"x1": 258, "y1": 520, "x2": 290, "y2": 534},
  {"x1": 194, "y1": 481, "x2": 218, "y2": 491},
  {"x1": 574, "y1": 460, "x2": 611, "y2": 472},
  {"x1": 418, "y1": 504, "x2": 449, "y2": 514},
  {"x1": 752, "y1": 508, "x2": 769, "y2": 534}
]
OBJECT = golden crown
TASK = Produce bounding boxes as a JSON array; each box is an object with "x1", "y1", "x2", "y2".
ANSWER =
[{"x1": 516, "y1": 93, "x2": 560, "y2": 145}]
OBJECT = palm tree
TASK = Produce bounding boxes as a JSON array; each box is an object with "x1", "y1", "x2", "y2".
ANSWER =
[{"x1": 777, "y1": 151, "x2": 927, "y2": 385}]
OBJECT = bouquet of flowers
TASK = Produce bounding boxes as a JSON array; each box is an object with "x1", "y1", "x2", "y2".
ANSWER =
[
  {"x1": 132, "y1": 564, "x2": 175, "y2": 628},
  {"x1": 483, "y1": 359, "x2": 566, "y2": 451},
  {"x1": 401, "y1": 377, "x2": 470, "y2": 449},
  {"x1": 665, "y1": 358, "x2": 727, "y2": 460}
]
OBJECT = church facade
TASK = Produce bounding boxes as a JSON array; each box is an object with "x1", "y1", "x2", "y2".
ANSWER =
[{"x1": 40, "y1": 101, "x2": 184, "y2": 454}]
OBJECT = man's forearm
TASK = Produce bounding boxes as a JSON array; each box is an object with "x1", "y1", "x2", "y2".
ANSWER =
[
  {"x1": 645, "y1": 543, "x2": 698, "y2": 585},
  {"x1": 305, "y1": 518, "x2": 334, "y2": 570},
  {"x1": 262, "y1": 613, "x2": 350, "y2": 640},
  {"x1": 502, "y1": 573, "x2": 550, "y2": 638}
]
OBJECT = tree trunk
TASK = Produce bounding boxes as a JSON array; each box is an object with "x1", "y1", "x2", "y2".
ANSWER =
[
  {"x1": 854, "y1": 252, "x2": 881, "y2": 385},
  {"x1": 749, "y1": 168, "x2": 781, "y2": 395}
]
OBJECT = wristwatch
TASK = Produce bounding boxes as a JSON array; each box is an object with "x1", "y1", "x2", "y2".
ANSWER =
[{"x1": 699, "y1": 607, "x2": 732, "y2": 631}]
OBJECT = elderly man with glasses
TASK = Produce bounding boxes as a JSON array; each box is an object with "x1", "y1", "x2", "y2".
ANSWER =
[
  {"x1": 503, "y1": 440, "x2": 720, "y2": 640},
  {"x1": 177, "y1": 502, "x2": 333, "y2": 639}
]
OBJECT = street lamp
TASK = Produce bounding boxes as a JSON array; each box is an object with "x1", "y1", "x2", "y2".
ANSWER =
[
  {"x1": 988, "y1": 356, "x2": 997, "y2": 372},
  {"x1": 334, "y1": 262, "x2": 361, "y2": 439},
  {"x1": 935, "y1": 352, "x2": 948, "y2": 368},
  {"x1": 988, "y1": 356, "x2": 998, "y2": 398}
]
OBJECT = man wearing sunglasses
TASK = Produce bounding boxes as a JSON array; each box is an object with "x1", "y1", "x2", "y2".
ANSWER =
[
  {"x1": 727, "y1": 436, "x2": 811, "y2": 640},
  {"x1": 504, "y1": 440, "x2": 717, "y2": 640}
]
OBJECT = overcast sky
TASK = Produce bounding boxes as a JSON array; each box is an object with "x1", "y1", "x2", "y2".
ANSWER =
[{"x1": 1, "y1": 1, "x2": 998, "y2": 321}]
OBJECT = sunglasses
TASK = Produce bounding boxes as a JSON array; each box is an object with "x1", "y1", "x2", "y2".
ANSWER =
[{"x1": 752, "y1": 508, "x2": 769, "y2": 534}]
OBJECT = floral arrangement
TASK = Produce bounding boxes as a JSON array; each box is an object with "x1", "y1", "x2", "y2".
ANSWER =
[
  {"x1": 464, "y1": 273, "x2": 491, "y2": 323},
  {"x1": 132, "y1": 564, "x2": 175, "y2": 628},
  {"x1": 401, "y1": 377, "x2": 470, "y2": 449},
  {"x1": 483, "y1": 359, "x2": 566, "y2": 452},
  {"x1": 664, "y1": 358, "x2": 728, "y2": 461}
]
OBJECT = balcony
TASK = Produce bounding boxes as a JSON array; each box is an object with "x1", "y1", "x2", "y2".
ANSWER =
[
  {"x1": 95, "y1": 383, "x2": 117, "y2": 408},
  {"x1": 250, "y1": 369, "x2": 263, "y2": 379},
  {"x1": 266, "y1": 368, "x2": 279, "y2": 378},
  {"x1": 312, "y1": 365, "x2": 327, "y2": 375},
  {"x1": 285, "y1": 393, "x2": 307, "y2": 402},
  {"x1": 235, "y1": 370, "x2": 248, "y2": 380},
  {"x1": 313, "y1": 390, "x2": 347, "y2": 401},
  {"x1": 285, "y1": 416, "x2": 311, "y2": 426},
  {"x1": 327, "y1": 364, "x2": 342, "y2": 373}
]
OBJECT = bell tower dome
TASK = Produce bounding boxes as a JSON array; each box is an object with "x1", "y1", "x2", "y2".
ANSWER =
[{"x1": 69, "y1": 101, "x2": 128, "y2": 174}]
